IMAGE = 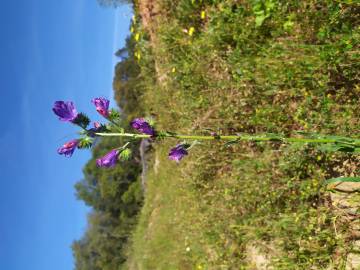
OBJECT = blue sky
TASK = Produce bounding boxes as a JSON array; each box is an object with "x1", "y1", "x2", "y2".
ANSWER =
[{"x1": 0, "y1": 1, "x2": 132, "y2": 269}]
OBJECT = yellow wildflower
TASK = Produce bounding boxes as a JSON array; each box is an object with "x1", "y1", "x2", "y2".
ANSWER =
[
  {"x1": 188, "y1": 27, "x2": 195, "y2": 36},
  {"x1": 201, "y1": 11, "x2": 206, "y2": 19},
  {"x1": 135, "y1": 51, "x2": 141, "y2": 61},
  {"x1": 135, "y1": 33, "x2": 140, "y2": 41}
]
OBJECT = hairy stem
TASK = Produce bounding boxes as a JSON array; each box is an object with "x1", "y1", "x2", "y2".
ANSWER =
[{"x1": 95, "y1": 132, "x2": 354, "y2": 144}]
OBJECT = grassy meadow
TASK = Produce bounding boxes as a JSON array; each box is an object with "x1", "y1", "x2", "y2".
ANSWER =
[{"x1": 114, "y1": 0, "x2": 360, "y2": 269}]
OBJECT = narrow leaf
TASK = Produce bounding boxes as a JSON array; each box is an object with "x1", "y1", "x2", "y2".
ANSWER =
[{"x1": 325, "y1": 177, "x2": 360, "y2": 185}]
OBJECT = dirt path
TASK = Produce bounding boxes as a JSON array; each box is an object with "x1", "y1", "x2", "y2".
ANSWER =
[
  {"x1": 137, "y1": 0, "x2": 158, "y2": 42},
  {"x1": 137, "y1": 0, "x2": 168, "y2": 84}
]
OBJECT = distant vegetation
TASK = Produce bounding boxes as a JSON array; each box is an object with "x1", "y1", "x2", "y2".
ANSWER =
[
  {"x1": 74, "y1": 0, "x2": 360, "y2": 269},
  {"x1": 71, "y1": 29, "x2": 146, "y2": 269},
  {"x1": 97, "y1": 0, "x2": 132, "y2": 7}
]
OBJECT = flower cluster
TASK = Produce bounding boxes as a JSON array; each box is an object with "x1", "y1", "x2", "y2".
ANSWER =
[{"x1": 53, "y1": 97, "x2": 190, "y2": 169}]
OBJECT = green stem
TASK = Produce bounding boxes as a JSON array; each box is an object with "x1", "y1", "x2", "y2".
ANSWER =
[
  {"x1": 95, "y1": 132, "x2": 345, "y2": 144},
  {"x1": 116, "y1": 141, "x2": 131, "y2": 151},
  {"x1": 96, "y1": 132, "x2": 150, "y2": 139}
]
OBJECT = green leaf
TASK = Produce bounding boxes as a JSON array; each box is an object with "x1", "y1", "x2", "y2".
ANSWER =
[
  {"x1": 324, "y1": 135, "x2": 354, "y2": 144},
  {"x1": 255, "y1": 14, "x2": 267, "y2": 27},
  {"x1": 73, "y1": 113, "x2": 91, "y2": 129},
  {"x1": 325, "y1": 177, "x2": 360, "y2": 185},
  {"x1": 108, "y1": 109, "x2": 120, "y2": 121},
  {"x1": 283, "y1": 20, "x2": 294, "y2": 31},
  {"x1": 264, "y1": 133, "x2": 283, "y2": 141},
  {"x1": 156, "y1": 131, "x2": 177, "y2": 140},
  {"x1": 119, "y1": 148, "x2": 132, "y2": 161},
  {"x1": 78, "y1": 137, "x2": 93, "y2": 149},
  {"x1": 317, "y1": 143, "x2": 356, "y2": 153}
]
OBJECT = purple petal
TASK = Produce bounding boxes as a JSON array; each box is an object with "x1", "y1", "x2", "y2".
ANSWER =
[
  {"x1": 91, "y1": 97, "x2": 110, "y2": 117},
  {"x1": 57, "y1": 139, "x2": 78, "y2": 157},
  {"x1": 168, "y1": 144, "x2": 188, "y2": 163},
  {"x1": 96, "y1": 149, "x2": 119, "y2": 168},
  {"x1": 130, "y1": 118, "x2": 155, "y2": 136},
  {"x1": 52, "y1": 101, "x2": 78, "y2": 122}
]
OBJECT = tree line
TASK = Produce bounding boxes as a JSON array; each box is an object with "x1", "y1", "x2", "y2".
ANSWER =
[{"x1": 72, "y1": 31, "x2": 146, "y2": 269}]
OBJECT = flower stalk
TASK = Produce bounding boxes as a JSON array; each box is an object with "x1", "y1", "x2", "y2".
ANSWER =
[
  {"x1": 95, "y1": 132, "x2": 358, "y2": 145},
  {"x1": 53, "y1": 97, "x2": 359, "y2": 168}
]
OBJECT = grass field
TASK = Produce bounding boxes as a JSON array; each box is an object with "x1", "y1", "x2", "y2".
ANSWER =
[{"x1": 123, "y1": 1, "x2": 360, "y2": 269}]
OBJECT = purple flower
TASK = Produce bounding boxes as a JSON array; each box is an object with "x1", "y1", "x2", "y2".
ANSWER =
[
  {"x1": 52, "y1": 101, "x2": 78, "y2": 122},
  {"x1": 57, "y1": 139, "x2": 79, "y2": 157},
  {"x1": 96, "y1": 149, "x2": 119, "y2": 168},
  {"x1": 130, "y1": 118, "x2": 155, "y2": 136},
  {"x1": 91, "y1": 97, "x2": 110, "y2": 118},
  {"x1": 168, "y1": 144, "x2": 188, "y2": 163}
]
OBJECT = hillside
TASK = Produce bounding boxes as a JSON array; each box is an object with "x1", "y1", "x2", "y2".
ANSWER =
[{"x1": 125, "y1": 1, "x2": 360, "y2": 269}]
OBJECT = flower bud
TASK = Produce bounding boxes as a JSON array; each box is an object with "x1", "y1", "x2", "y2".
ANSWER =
[
  {"x1": 130, "y1": 118, "x2": 155, "y2": 136},
  {"x1": 91, "y1": 97, "x2": 110, "y2": 118},
  {"x1": 168, "y1": 144, "x2": 188, "y2": 163},
  {"x1": 52, "y1": 101, "x2": 78, "y2": 122},
  {"x1": 96, "y1": 149, "x2": 119, "y2": 168},
  {"x1": 57, "y1": 140, "x2": 79, "y2": 157}
]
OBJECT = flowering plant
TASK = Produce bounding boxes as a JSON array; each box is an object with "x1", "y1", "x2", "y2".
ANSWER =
[{"x1": 53, "y1": 98, "x2": 360, "y2": 169}]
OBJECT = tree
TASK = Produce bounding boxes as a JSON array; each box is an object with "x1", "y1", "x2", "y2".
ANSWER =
[
  {"x1": 73, "y1": 28, "x2": 146, "y2": 269},
  {"x1": 73, "y1": 136, "x2": 143, "y2": 269},
  {"x1": 97, "y1": 0, "x2": 132, "y2": 7},
  {"x1": 115, "y1": 48, "x2": 128, "y2": 60},
  {"x1": 72, "y1": 211, "x2": 128, "y2": 270}
]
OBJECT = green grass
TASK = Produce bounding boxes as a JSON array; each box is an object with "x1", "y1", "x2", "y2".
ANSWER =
[{"x1": 125, "y1": 0, "x2": 360, "y2": 269}]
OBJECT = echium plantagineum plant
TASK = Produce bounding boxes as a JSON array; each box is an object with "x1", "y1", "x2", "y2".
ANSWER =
[{"x1": 53, "y1": 98, "x2": 360, "y2": 170}]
